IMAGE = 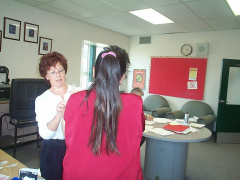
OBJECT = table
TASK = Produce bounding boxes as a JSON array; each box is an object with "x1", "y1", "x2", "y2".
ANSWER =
[
  {"x1": 0, "y1": 149, "x2": 26, "y2": 178},
  {"x1": 143, "y1": 122, "x2": 212, "y2": 180}
]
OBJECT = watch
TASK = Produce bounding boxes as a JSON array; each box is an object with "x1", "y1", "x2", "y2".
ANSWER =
[{"x1": 181, "y1": 44, "x2": 192, "y2": 56}]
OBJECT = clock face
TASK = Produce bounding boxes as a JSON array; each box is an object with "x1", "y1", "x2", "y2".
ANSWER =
[{"x1": 181, "y1": 44, "x2": 192, "y2": 56}]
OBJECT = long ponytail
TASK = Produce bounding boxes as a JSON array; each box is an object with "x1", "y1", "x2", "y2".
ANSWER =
[{"x1": 87, "y1": 51, "x2": 123, "y2": 156}]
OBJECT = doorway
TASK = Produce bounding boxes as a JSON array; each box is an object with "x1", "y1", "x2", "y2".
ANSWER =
[{"x1": 216, "y1": 58, "x2": 240, "y2": 143}]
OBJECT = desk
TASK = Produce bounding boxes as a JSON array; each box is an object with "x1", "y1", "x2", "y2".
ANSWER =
[
  {"x1": 0, "y1": 149, "x2": 26, "y2": 178},
  {"x1": 143, "y1": 122, "x2": 212, "y2": 180}
]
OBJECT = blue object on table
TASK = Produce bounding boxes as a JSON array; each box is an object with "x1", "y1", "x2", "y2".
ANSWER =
[{"x1": 11, "y1": 177, "x2": 20, "y2": 180}]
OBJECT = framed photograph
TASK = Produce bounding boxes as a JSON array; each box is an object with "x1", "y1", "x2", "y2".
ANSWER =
[
  {"x1": 132, "y1": 69, "x2": 146, "y2": 90},
  {"x1": 0, "y1": 31, "x2": 2, "y2": 52},
  {"x1": 38, "y1": 37, "x2": 52, "y2": 55},
  {"x1": 24, "y1": 22, "x2": 39, "y2": 43},
  {"x1": 3, "y1": 17, "x2": 21, "y2": 41}
]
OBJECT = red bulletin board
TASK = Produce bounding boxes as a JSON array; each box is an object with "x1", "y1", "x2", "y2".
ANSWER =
[
  {"x1": 133, "y1": 69, "x2": 146, "y2": 89},
  {"x1": 149, "y1": 57, "x2": 207, "y2": 100}
]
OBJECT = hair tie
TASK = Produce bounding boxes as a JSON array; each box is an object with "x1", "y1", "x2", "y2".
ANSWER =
[{"x1": 101, "y1": 51, "x2": 116, "y2": 58}]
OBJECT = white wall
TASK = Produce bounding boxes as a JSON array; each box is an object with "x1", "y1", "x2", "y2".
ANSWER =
[
  {"x1": 128, "y1": 30, "x2": 240, "y2": 114},
  {"x1": 0, "y1": 0, "x2": 130, "y2": 141},
  {"x1": 0, "y1": 0, "x2": 129, "y2": 87}
]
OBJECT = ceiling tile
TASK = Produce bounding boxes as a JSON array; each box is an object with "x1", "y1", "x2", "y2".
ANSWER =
[
  {"x1": 158, "y1": 23, "x2": 189, "y2": 33},
  {"x1": 90, "y1": 16, "x2": 131, "y2": 29},
  {"x1": 43, "y1": 0, "x2": 100, "y2": 18},
  {"x1": 16, "y1": 0, "x2": 42, "y2": 6},
  {"x1": 13, "y1": 0, "x2": 240, "y2": 37},
  {"x1": 236, "y1": 16, "x2": 240, "y2": 25},
  {"x1": 180, "y1": 20, "x2": 213, "y2": 32},
  {"x1": 111, "y1": 12, "x2": 153, "y2": 27},
  {"x1": 141, "y1": 0, "x2": 181, "y2": 7},
  {"x1": 37, "y1": 4, "x2": 85, "y2": 20},
  {"x1": 67, "y1": 0, "x2": 122, "y2": 14},
  {"x1": 34, "y1": 0, "x2": 55, "y2": 3},
  {"x1": 155, "y1": 3, "x2": 200, "y2": 22},
  {"x1": 139, "y1": 25, "x2": 170, "y2": 35},
  {"x1": 205, "y1": 17, "x2": 240, "y2": 30},
  {"x1": 185, "y1": 0, "x2": 234, "y2": 19},
  {"x1": 102, "y1": 0, "x2": 150, "y2": 11}
]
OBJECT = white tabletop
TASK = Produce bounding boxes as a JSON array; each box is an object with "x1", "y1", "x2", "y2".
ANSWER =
[{"x1": 143, "y1": 122, "x2": 212, "y2": 143}]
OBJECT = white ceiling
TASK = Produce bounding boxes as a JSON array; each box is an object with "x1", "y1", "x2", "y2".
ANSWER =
[{"x1": 15, "y1": 0, "x2": 240, "y2": 37}]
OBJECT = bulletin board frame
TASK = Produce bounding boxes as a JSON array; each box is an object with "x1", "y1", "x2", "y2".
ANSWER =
[{"x1": 149, "y1": 57, "x2": 207, "y2": 100}]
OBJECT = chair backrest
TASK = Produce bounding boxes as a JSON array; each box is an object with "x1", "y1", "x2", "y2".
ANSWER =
[
  {"x1": 181, "y1": 101, "x2": 214, "y2": 118},
  {"x1": 10, "y1": 78, "x2": 49, "y2": 120},
  {"x1": 143, "y1": 95, "x2": 169, "y2": 111}
]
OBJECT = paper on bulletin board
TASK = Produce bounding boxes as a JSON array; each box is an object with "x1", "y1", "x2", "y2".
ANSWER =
[
  {"x1": 187, "y1": 81, "x2": 198, "y2": 89},
  {"x1": 189, "y1": 67, "x2": 198, "y2": 80},
  {"x1": 133, "y1": 69, "x2": 146, "y2": 89}
]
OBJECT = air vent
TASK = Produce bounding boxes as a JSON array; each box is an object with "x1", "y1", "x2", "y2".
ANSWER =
[{"x1": 139, "y1": 36, "x2": 151, "y2": 44}]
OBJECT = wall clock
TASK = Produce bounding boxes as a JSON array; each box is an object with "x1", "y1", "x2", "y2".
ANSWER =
[{"x1": 181, "y1": 44, "x2": 192, "y2": 56}]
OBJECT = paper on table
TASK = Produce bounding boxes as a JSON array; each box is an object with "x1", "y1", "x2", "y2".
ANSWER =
[
  {"x1": 170, "y1": 121, "x2": 179, "y2": 125},
  {"x1": 145, "y1": 120, "x2": 155, "y2": 125},
  {"x1": 5, "y1": 163, "x2": 17, "y2": 167},
  {"x1": 177, "y1": 127, "x2": 198, "y2": 133},
  {"x1": 153, "y1": 118, "x2": 173, "y2": 124},
  {"x1": 190, "y1": 123, "x2": 205, "y2": 128},
  {"x1": 189, "y1": 116, "x2": 199, "y2": 123},
  {"x1": 175, "y1": 119, "x2": 185, "y2": 124},
  {"x1": 149, "y1": 128, "x2": 175, "y2": 136},
  {"x1": 189, "y1": 127, "x2": 199, "y2": 132},
  {"x1": 0, "y1": 161, "x2": 8, "y2": 166},
  {"x1": 0, "y1": 174, "x2": 10, "y2": 180},
  {"x1": 144, "y1": 125, "x2": 154, "y2": 132}
]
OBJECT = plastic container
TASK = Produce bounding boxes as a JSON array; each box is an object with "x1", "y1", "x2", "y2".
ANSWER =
[{"x1": 184, "y1": 112, "x2": 189, "y2": 124}]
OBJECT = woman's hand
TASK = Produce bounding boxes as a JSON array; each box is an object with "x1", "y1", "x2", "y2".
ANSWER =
[
  {"x1": 56, "y1": 100, "x2": 67, "y2": 117},
  {"x1": 47, "y1": 100, "x2": 67, "y2": 131},
  {"x1": 146, "y1": 114, "x2": 154, "y2": 121}
]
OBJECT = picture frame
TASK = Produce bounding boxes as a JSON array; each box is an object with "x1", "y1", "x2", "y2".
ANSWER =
[
  {"x1": 3, "y1": 17, "x2": 21, "y2": 41},
  {"x1": 24, "y1": 22, "x2": 39, "y2": 43},
  {"x1": 0, "y1": 31, "x2": 2, "y2": 52},
  {"x1": 132, "y1": 69, "x2": 146, "y2": 90},
  {"x1": 38, "y1": 37, "x2": 52, "y2": 55}
]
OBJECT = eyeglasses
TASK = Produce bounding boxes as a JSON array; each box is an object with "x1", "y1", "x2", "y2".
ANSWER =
[{"x1": 47, "y1": 68, "x2": 65, "y2": 76}]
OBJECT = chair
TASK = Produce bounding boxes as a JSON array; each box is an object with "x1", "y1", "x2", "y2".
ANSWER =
[
  {"x1": 0, "y1": 78, "x2": 49, "y2": 157},
  {"x1": 166, "y1": 101, "x2": 217, "y2": 131},
  {"x1": 143, "y1": 95, "x2": 171, "y2": 118}
]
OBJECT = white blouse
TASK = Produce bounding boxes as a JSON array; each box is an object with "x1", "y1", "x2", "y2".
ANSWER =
[{"x1": 35, "y1": 85, "x2": 73, "y2": 140}]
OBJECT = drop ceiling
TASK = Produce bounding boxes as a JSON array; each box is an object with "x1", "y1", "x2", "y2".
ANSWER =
[{"x1": 15, "y1": 0, "x2": 240, "y2": 37}]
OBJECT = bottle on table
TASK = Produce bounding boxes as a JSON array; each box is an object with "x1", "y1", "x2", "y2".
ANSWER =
[{"x1": 184, "y1": 112, "x2": 189, "y2": 125}]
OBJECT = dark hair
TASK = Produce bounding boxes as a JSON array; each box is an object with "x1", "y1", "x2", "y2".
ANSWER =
[
  {"x1": 85, "y1": 45, "x2": 130, "y2": 156},
  {"x1": 39, "y1": 51, "x2": 68, "y2": 78},
  {"x1": 131, "y1": 87, "x2": 144, "y2": 96}
]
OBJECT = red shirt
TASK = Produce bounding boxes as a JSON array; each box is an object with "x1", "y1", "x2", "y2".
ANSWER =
[{"x1": 63, "y1": 91, "x2": 144, "y2": 180}]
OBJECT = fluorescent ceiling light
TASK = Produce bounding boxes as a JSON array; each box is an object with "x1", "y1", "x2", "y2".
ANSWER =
[
  {"x1": 226, "y1": 0, "x2": 240, "y2": 16},
  {"x1": 130, "y1": 8, "x2": 173, "y2": 25}
]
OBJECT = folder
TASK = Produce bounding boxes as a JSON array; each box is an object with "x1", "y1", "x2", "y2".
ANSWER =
[{"x1": 163, "y1": 123, "x2": 190, "y2": 134}]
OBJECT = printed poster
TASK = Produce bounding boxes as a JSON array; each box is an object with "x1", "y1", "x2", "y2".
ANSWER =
[
  {"x1": 189, "y1": 67, "x2": 198, "y2": 80},
  {"x1": 133, "y1": 69, "x2": 146, "y2": 89}
]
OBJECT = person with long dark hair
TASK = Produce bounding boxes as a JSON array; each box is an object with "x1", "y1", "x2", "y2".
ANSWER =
[{"x1": 62, "y1": 45, "x2": 144, "y2": 179}]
